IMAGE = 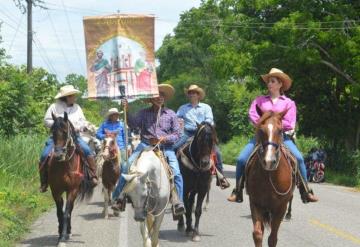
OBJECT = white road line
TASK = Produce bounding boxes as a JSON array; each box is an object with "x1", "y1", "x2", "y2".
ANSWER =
[{"x1": 118, "y1": 209, "x2": 129, "y2": 247}]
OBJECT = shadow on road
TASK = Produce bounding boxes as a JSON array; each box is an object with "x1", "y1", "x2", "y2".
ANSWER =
[
  {"x1": 20, "y1": 234, "x2": 84, "y2": 246},
  {"x1": 79, "y1": 212, "x2": 104, "y2": 221},
  {"x1": 159, "y1": 229, "x2": 214, "y2": 243}
]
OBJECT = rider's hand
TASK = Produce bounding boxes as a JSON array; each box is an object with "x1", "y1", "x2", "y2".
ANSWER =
[
  {"x1": 121, "y1": 99, "x2": 129, "y2": 110},
  {"x1": 158, "y1": 136, "x2": 166, "y2": 144}
]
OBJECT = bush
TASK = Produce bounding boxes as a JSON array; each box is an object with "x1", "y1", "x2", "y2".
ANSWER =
[
  {"x1": 220, "y1": 135, "x2": 251, "y2": 165},
  {"x1": 295, "y1": 135, "x2": 322, "y2": 155}
]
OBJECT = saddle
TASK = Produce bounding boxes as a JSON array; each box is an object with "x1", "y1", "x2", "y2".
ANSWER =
[
  {"x1": 242, "y1": 144, "x2": 298, "y2": 194},
  {"x1": 177, "y1": 140, "x2": 213, "y2": 172}
]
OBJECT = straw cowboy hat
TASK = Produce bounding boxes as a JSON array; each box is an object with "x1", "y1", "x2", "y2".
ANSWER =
[
  {"x1": 184, "y1": 84, "x2": 205, "y2": 100},
  {"x1": 261, "y1": 68, "x2": 292, "y2": 91},
  {"x1": 55, "y1": 85, "x2": 81, "y2": 99},
  {"x1": 158, "y1": 84, "x2": 175, "y2": 100},
  {"x1": 106, "y1": 108, "x2": 123, "y2": 119}
]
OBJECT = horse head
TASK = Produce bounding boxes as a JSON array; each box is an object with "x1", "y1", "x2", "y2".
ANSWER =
[
  {"x1": 101, "y1": 130, "x2": 119, "y2": 161},
  {"x1": 51, "y1": 112, "x2": 76, "y2": 161},
  {"x1": 192, "y1": 122, "x2": 217, "y2": 169},
  {"x1": 122, "y1": 171, "x2": 149, "y2": 222},
  {"x1": 255, "y1": 105, "x2": 286, "y2": 171}
]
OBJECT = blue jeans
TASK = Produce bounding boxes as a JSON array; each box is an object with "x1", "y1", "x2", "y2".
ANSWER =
[
  {"x1": 235, "y1": 136, "x2": 307, "y2": 182},
  {"x1": 112, "y1": 142, "x2": 184, "y2": 201},
  {"x1": 40, "y1": 136, "x2": 93, "y2": 163}
]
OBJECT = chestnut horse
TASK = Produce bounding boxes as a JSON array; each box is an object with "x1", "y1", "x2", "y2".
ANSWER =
[
  {"x1": 97, "y1": 132, "x2": 121, "y2": 218},
  {"x1": 177, "y1": 122, "x2": 217, "y2": 242},
  {"x1": 246, "y1": 108, "x2": 296, "y2": 247},
  {"x1": 48, "y1": 113, "x2": 94, "y2": 247}
]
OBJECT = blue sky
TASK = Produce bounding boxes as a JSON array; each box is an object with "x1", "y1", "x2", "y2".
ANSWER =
[{"x1": 0, "y1": 0, "x2": 201, "y2": 81}]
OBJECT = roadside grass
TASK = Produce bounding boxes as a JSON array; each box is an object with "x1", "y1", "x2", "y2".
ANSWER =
[
  {"x1": 0, "y1": 134, "x2": 52, "y2": 247},
  {"x1": 324, "y1": 169, "x2": 360, "y2": 189}
]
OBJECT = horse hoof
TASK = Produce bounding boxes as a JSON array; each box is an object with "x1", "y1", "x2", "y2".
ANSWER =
[
  {"x1": 113, "y1": 210, "x2": 120, "y2": 217},
  {"x1": 185, "y1": 229, "x2": 193, "y2": 237},
  {"x1": 192, "y1": 234, "x2": 201, "y2": 242},
  {"x1": 57, "y1": 242, "x2": 66, "y2": 247},
  {"x1": 65, "y1": 233, "x2": 72, "y2": 240},
  {"x1": 177, "y1": 224, "x2": 185, "y2": 232},
  {"x1": 285, "y1": 214, "x2": 292, "y2": 221}
]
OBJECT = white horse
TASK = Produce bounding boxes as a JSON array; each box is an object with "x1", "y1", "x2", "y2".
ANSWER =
[{"x1": 122, "y1": 149, "x2": 170, "y2": 247}]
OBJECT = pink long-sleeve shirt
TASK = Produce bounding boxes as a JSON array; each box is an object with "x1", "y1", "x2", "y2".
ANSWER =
[{"x1": 248, "y1": 95, "x2": 296, "y2": 131}]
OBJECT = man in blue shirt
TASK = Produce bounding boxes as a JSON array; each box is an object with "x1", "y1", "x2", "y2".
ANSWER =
[
  {"x1": 96, "y1": 108, "x2": 127, "y2": 162},
  {"x1": 174, "y1": 85, "x2": 230, "y2": 189}
]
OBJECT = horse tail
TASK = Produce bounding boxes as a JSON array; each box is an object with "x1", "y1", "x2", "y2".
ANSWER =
[{"x1": 77, "y1": 161, "x2": 94, "y2": 202}]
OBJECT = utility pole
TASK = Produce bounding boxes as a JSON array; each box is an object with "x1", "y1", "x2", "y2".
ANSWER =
[{"x1": 27, "y1": 0, "x2": 32, "y2": 73}]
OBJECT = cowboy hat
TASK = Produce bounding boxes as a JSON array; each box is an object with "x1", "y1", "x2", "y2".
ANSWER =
[
  {"x1": 261, "y1": 68, "x2": 292, "y2": 91},
  {"x1": 106, "y1": 108, "x2": 123, "y2": 119},
  {"x1": 158, "y1": 84, "x2": 175, "y2": 100},
  {"x1": 184, "y1": 84, "x2": 205, "y2": 100},
  {"x1": 55, "y1": 85, "x2": 81, "y2": 99}
]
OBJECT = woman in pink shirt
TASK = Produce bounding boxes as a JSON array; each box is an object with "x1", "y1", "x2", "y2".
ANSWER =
[{"x1": 227, "y1": 68, "x2": 318, "y2": 203}]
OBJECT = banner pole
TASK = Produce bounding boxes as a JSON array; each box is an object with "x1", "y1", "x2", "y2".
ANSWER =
[{"x1": 119, "y1": 85, "x2": 129, "y2": 163}]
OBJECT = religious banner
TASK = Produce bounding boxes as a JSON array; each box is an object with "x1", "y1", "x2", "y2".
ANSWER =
[{"x1": 83, "y1": 14, "x2": 159, "y2": 99}]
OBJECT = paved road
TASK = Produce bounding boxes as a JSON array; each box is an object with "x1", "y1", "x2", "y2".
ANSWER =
[{"x1": 18, "y1": 165, "x2": 360, "y2": 247}]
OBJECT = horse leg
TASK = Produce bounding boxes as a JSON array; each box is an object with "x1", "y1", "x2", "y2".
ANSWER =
[
  {"x1": 151, "y1": 214, "x2": 164, "y2": 247},
  {"x1": 250, "y1": 203, "x2": 264, "y2": 247},
  {"x1": 203, "y1": 190, "x2": 210, "y2": 211},
  {"x1": 177, "y1": 216, "x2": 185, "y2": 232},
  {"x1": 54, "y1": 195, "x2": 64, "y2": 238},
  {"x1": 285, "y1": 195, "x2": 293, "y2": 220},
  {"x1": 268, "y1": 205, "x2": 287, "y2": 247},
  {"x1": 185, "y1": 191, "x2": 196, "y2": 236},
  {"x1": 192, "y1": 191, "x2": 206, "y2": 242},
  {"x1": 104, "y1": 187, "x2": 109, "y2": 219},
  {"x1": 140, "y1": 221, "x2": 151, "y2": 247},
  {"x1": 58, "y1": 191, "x2": 76, "y2": 245}
]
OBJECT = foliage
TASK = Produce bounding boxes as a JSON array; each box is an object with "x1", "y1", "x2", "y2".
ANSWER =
[
  {"x1": 220, "y1": 135, "x2": 251, "y2": 165},
  {"x1": 0, "y1": 134, "x2": 52, "y2": 246},
  {"x1": 0, "y1": 65, "x2": 58, "y2": 136}
]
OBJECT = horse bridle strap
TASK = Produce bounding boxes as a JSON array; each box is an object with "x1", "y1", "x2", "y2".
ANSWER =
[{"x1": 262, "y1": 141, "x2": 279, "y2": 149}]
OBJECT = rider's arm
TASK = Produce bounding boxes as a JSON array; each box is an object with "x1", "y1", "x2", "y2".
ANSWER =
[
  {"x1": 204, "y1": 104, "x2": 214, "y2": 125},
  {"x1": 248, "y1": 97, "x2": 261, "y2": 126},
  {"x1": 164, "y1": 112, "x2": 181, "y2": 144},
  {"x1": 96, "y1": 122, "x2": 106, "y2": 140},
  {"x1": 44, "y1": 103, "x2": 56, "y2": 129},
  {"x1": 282, "y1": 100, "x2": 296, "y2": 131}
]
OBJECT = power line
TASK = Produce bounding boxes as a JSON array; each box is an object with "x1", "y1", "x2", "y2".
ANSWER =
[
  {"x1": 8, "y1": 14, "x2": 24, "y2": 52},
  {"x1": 60, "y1": 0, "x2": 85, "y2": 74},
  {"x1": 46, "y1": 9, "x2": 73, "y2": 72}
]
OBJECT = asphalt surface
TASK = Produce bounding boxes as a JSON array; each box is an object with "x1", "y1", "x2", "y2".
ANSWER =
[{"x1": 18, "y1": 165, "x2": 360, "y2": 247}]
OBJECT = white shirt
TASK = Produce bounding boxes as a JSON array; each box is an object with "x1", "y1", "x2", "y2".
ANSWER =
[{"x1": 44, "y1": 100, "x2": 87, "y2": 131}]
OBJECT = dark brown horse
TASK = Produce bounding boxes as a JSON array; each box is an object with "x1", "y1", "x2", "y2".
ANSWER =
[
  {"x1": 97, "y1": 131, "x2": 121, "y2": 218},
  {"x1": 48, "y1": 113, "x2": 94, "y2": 246},
  {"x1": 246, "y1": 109, "x2": 296, "y2": 247},
  {"x1": 177, "y1": 122, "x2": 217, "y2": 242}
]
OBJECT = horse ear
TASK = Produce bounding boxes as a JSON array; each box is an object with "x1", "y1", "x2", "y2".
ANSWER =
[
  {"x1": 51, "y1": 112, "x2": 56, "y2": 120},
  {"x1": 256, "y1": 104, "x2": 263, "y2": 117},
  {"x1": 196, "y1": 122, "x2": 200, "y2": 128},
  {"x1": 64, "y1": 112, "x2": 68, "y2": 122}
]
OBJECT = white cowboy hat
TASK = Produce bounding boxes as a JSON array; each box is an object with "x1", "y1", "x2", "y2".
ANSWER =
[
  {"x1": 184, "y1": 84, "x2": 205, "y2": 100},
  {"x1": 55, "y1": 85, "x2": 81, "y2": 99},
  {"x1": 158, "y1": 84, "x2": 175, "y2": 100},
  {"x1": 261, "y1": 68, "x2": 293, "y2": 91},
  {"x1": 106, "y1": 108, "x2": 123, "y2": 119}
]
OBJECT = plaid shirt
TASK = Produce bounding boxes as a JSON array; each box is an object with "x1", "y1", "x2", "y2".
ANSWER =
[{"x1": 128, "y1": 106, "x2": 180, "y2": 145}]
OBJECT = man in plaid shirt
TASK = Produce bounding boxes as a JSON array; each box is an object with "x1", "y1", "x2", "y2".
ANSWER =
[{"x1": 112, "y1": 84, "x2": 185, "y2": 215}]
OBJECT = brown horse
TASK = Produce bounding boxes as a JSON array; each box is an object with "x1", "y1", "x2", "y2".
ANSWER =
[
  {"x1": 97, "y1": 131, "x2": 121, "y2": 218},
  {"x1": 48, "y1": 113, "x2": 94, "y2": 247},
  {"x1": 246, "y1": 108, "x2": 296, "y2": 247}
]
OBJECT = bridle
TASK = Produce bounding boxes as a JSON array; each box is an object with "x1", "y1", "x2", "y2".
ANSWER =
[{"x1": 53, "y1": 121, "x2": 76, "y2": 162}]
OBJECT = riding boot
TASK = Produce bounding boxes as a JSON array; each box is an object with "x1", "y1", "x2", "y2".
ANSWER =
[
  {"x1": 170, "y1": 179, "x2": 185, "y2": 216},
  {"x1": 39, "y1": 161, "x2": 48, "y2": 193},
  {"x1": 227, "y1": 178, "x2": 243, "y2": 203},
  {"x1": 298, "y1": 173, "x2": 319, "y2": 203},
  {"x1": 86, "y1": 155, "x2": 98, "y2": 187},
  {"x1": 215, "y1": 168, "x2": 230, "y2": 189}
]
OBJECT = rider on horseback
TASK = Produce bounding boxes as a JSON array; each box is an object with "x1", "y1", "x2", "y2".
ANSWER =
[
  {"x1": 39, "y1": 85, "x2": 98, "y2": 192},
  {"x1": 112, "y1": 84, "x2": 185, "y2": 215},
  {"x1": 227, "y1": 68, "x2": 319, "y2": 203},
  {"x1": 173, "y1": 85, "x2": 230, "y2": 189}
]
